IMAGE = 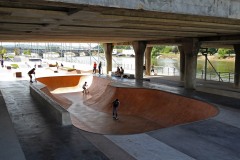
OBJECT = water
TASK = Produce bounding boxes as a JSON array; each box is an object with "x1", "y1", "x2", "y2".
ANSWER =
[
  {"x1": 53, "y1": 55, "x2": 235, "y2": 82},
  {"x1": 154, "y1": 57, "x2": 235, "y2": 82}
]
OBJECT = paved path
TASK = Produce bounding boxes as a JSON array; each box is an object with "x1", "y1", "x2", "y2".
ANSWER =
[{"x1": 1, "y1": 77, "x2": 240, "y2": 160}]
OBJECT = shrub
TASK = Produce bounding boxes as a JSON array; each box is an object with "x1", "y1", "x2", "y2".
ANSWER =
[{"x1": 11, "y1": 64, "x2": 19, "y2": 69}]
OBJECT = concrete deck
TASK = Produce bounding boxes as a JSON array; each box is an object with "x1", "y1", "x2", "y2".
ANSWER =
[{"x1": 1, "y1": 70, "x2": 240, "y2": 159}]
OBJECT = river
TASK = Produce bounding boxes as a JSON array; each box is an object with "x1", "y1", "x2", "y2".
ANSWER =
[{"x1": 54, "y1": 55, "x2": 235, "y2": 82}]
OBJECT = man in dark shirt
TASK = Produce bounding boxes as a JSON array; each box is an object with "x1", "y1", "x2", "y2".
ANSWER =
[{"x1": 28, "y1": 68, "x2": 35, "y2": 83}]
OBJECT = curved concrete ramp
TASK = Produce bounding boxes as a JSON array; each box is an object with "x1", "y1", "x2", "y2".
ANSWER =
[{"x1": 37, "y1": 75, "x2": 218, "y2": 134}]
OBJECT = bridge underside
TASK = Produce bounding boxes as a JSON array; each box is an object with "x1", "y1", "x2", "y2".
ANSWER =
[{"x1": 0, "y1": 0, "x2": 240, "y2": 48}]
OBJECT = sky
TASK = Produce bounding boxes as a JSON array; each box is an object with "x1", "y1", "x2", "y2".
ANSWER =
[{"x1": 0, "y1": 42, "x2": 99, "y2": 49}]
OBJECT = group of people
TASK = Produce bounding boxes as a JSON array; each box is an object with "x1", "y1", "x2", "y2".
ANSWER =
[
  {"x1": 93, "y1": 61, "x2": 102, "y2": 74},
  {"x1": 115, "y1": 66, "x2": 124, "y2": 77},
  {"x1": 143, "y1": 64, "x2": 155, "y2": 74},
  {"x1": 81, "y1": 81, "x2": 120, "y2": 120},
  {"x1": 28, "y1": 66, "x2": 121, "y2": 120}
]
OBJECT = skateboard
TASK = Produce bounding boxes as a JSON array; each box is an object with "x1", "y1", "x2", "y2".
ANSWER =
[{"x1": 113, "y1": 116, "x2": 118, "y2": 120}]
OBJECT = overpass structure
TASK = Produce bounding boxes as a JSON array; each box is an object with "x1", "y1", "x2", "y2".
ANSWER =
[{"x1": 1, "y1": 0, "x2": 240, "y2": 88}]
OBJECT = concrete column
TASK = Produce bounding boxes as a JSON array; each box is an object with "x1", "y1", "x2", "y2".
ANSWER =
[
  {"x1": 182, "y1": 38, "x2": 201, "y2": 89},
  {"x1": 145, "y1": 47, "x2": 153, "y2": 76},
  {"x1": 103, "y1": 43, "x2": 113, "y2": 74},
  {"x1": 132, "y1": 41, "x2": 147, "y2": 80},
  {"x1": 178, "y1": 46, "x2": 185, "y2": 81},
  {"x1": 233, "y1": 44, "x2": 240, "y2": 88}
]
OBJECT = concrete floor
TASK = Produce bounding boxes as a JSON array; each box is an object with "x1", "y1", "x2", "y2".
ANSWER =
[{"x1": 1, "y1": 74, "x2": 240, "y2": 160}]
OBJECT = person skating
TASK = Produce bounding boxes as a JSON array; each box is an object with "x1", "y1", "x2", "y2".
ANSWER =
[
  {"x1": 28, "y1": 68, "x2": 35, "y2": 83},
  {"x1": 82, "y1": 81, "x2": 89, "y2": 94},
  {"x1": 112, "y1": 98, "x2": 120, "y2": 120}
]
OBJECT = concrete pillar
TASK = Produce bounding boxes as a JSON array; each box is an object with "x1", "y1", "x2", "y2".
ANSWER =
[
  {"x1": 233, "y1": 44, "x2": 240, "y2": 88},
  {"x1": 182, "y1": 38, "x2": 201, "y2": 89},
  {"x1": 145, "y1": 47, "x2": 153, "y2": 76},
  {"x1": 132, "y1": 41, "x2": 147, "y2": 80},
  {"x1": 178, "y1": 46, "x2": 185, "y2": 81},
  {"x1": 103, "y1": 43, "x2": 114, "y2": 74}
]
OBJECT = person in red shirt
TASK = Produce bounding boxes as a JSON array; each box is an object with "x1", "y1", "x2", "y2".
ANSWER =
[{"x1": 93, "y1": 62, "x2": 97, "y2": 74}]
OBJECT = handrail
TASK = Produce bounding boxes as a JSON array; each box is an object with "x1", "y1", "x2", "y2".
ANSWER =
[{"x1": 206, "y1": 57, "x2": 223, "y2": 82}]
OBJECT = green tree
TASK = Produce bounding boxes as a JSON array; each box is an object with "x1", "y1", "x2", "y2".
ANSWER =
[
  {"x1": 208, "y1": 48, "x2": 218, "y2": 55},
  {"x1": 0, "y1": 47, "x2": 7, "y2": 59},
  {"x1": 172, "y1": 46, "x2": 179, "y2": 54},
  {"x1": 23, "y1": 49, "x2": 31, "y2": 56},
  {"x1": 14, "y1": 48, "x2": 20, "y2": 56},
  {"x1": 151, "y1": 46, "x2": 164, "y2": 58},
  {"x1": 162, "y1": 46, "x2": 172, "y2": 53},
  {"x1": 114, "y1": 45, "x2": 131, "y2": 50},
  {"x1": 218, "y1": 48, "x2": 233, "y2": 58}
]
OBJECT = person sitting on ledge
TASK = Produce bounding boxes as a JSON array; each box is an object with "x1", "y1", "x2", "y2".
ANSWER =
[{"x1": 115, "y1": 66, "x2": 121, "y2": 76}]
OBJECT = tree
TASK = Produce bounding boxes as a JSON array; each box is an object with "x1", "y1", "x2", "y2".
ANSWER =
[
  {"x1": 172, "y1": 46, "x2": 178, "y2": 54},
  {"x1": 151, "y1": 46, "x2": 164, "y2": 58},
  {"x1": 0, "y1": 46, "x2": 7, "y2": 59},
  {"x1": 23, "y1": 49, "x2": 31, "y2": 56},
  {"x1": 218, "y1": 48, "x2": 233, "y2": 58},
  {"x1": 208, "y1": 48, "x2": 218, "y2": 55},
  {"x1": 14, "y1": 48, "x2": 20, "y2": 56}
]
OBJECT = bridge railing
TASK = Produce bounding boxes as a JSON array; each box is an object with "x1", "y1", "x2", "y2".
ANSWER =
[{"x1": 197, "y1": 70, "x2": 235, "y2": 83}]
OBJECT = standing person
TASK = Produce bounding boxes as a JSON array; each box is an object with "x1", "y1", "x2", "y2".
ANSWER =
[
  {"x1": 98, "y1": 61, "x2": 102, "y2": 74},
  {"x1": 56, "y1": 62, "x2": 59, "y2": 70},
  {"x1": 28, "y1": 68, "x2": 35, "y2": 83},
  {"x1": 151, "y1": 64, "x2": 155, "y2": 73},
  {"x1": 120, "y1": 67, "x2": 124, "y2": 78},
  {"x1": 112, "y1": 98, "x2": 120, "y2": 120},
  {"x1": 1, "y1": 59, "x2": 4, "y2": 68},
  {"x1": 143, "y1": 64, "x2": 146, "y2": 75},
  {"x1": 82, "y1": 81, "x2": 88, "y2": 94},
  {"x1": 93, "y1": 62, "x2": 97, "y2": 74}
]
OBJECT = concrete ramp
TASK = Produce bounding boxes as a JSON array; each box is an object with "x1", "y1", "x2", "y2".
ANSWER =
[{"x1": 37, "y1": 75, "x2": 218, "y2": 134}]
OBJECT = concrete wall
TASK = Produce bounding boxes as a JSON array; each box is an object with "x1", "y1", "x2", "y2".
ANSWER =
[
  {"x1": 48, "y1": 0, "x2": 240, "y2": 19},
  {"x1": 30, "y1": 84, "x2": 72, "y2": 126}
]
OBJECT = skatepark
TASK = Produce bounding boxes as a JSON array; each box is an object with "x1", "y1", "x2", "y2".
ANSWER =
[
  {"x1": 1, "y1": 0, "x2": 240, "y2": 159},
  {"x1": 1, "y1": 67, "x2": 240, "y2": 159},
  {"x1": 0, "y1": 48, "x2": 240, "y2": 159},
  {"x1": 35, "y1": 75, "x2": 218, "y2": 134}
]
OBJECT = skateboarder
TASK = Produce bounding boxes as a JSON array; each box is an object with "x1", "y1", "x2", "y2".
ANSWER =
[
  {"x1": 112, "y1": 98, "x2": 120, "y2": 119},
  {"x1": 82, "y1": 81, "x2": 88, "y2": 94},
  {"x1": 98, "y1": 61, "x2": 102, "y2": 74},
  {"x1": 28, "y1": 68, "x2": 35, "y2": 83}
]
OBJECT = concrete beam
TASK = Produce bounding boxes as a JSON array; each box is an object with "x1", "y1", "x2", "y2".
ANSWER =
[
  {"x1": 145, "y1": 47, "x2": 152, "y2": 76},
  {"x1": 233, "y1": 44, "x2": 240, "y2": 88},
  {"x1": 182, "y1": 38, "x2": 201, "y2": 89},
  {"x1": 48, "y1": 0, "x2": 240, "y2": 19},
  {"x1": 132, "y1": 41, "x2": 147, "y2": 80},
  {"x1": 178, "y1": 46, "x2": 185, "y2": 81},
  {"x1": 103, "y1": 43, "x2": 114, "y2": 74}
]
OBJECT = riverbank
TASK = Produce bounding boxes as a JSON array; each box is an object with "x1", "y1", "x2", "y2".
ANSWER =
[{"x1": 158, "y1": 53, "x2": 235, "y2": 62}]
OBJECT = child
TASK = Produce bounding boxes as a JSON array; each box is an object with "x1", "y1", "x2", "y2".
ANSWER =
[{"x1": 82, "y1": 82, "x2": 88, "y2": 94}]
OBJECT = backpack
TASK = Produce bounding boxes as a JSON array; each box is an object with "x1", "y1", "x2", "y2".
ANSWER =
[{"x1": 113, "y1": 100, "x2": 119, "y2": 107}]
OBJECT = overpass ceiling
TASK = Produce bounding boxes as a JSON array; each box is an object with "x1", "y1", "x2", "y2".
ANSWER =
[{"x1": 0, "y1": 0, "x2": 240, "y2": 48}]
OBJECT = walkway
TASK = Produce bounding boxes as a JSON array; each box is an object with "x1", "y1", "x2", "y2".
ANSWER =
[{"x1": 1, "y1": 74, "x2": 240, "y2": 159}]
